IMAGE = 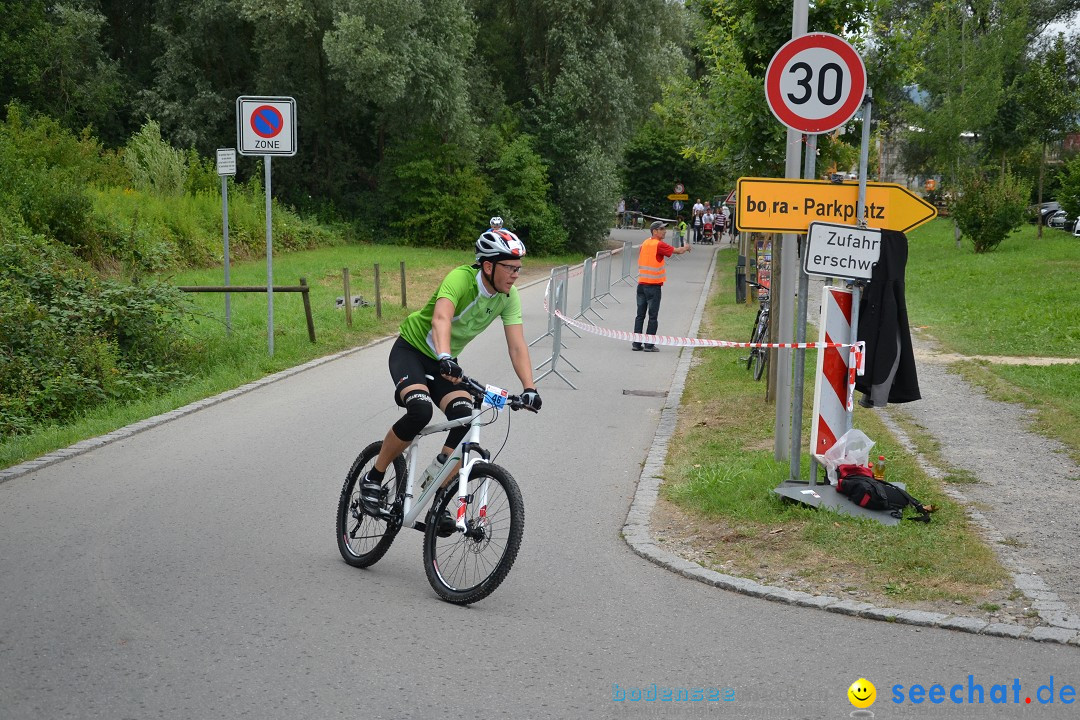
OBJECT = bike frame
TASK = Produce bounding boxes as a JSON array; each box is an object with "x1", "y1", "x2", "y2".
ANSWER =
[{"x1": 399, "y1": 407, "x2": 495, "y2": 533}]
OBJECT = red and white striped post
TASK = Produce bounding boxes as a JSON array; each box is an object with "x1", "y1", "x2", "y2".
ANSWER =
[{"x1": 810, "y1": 286, "x2": 854, "y2": 480}]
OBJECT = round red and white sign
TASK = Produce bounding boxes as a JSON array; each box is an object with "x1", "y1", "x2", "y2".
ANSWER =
[{"x1": 765, "y1": 33, "x2": 866, "y2": 134}]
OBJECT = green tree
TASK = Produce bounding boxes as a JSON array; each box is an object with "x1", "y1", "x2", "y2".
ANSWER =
[
  {"x1": 622, "y1": 119, "x2": 723, "y2": 214},
  {"x1": 377, "y1": 127, "x2": 487, "y2": 247},
  {"x1": 324, "y1": 0, "x2": 475, "y2": 143},
  {"x1": 484, "y1": 129, "x2": 567, "y2": 255},
  {"x1": 662, "y1": 0, "x2": 872, "y2": 183},
  {"x1": 1018, "y1": 33, "x2": 1080, "y2": 237},
  {"x1": 0, "y1": 1, "x2": 124, "y2": 141},
  {"x1": 1057, "y1": 153, "x2": 1080, "y2": 222},
  {"x1": 482, "y1": 0, "x2": 687, "y2": 252},
  {"x1": 136, "y1": 0, "x2": 257, "y2": 157}
]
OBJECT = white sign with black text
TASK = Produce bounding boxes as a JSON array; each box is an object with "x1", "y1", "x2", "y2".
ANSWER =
[
  {"x1": 216, "y1": 148, "x2": 236, "y2": 176},
  {"x1": 804, "y1": 221, "x2": 881, "y2": 280}
]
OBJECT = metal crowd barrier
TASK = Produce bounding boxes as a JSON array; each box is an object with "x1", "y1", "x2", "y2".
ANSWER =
[
  {"x1": 573, "y1": 256, "x2": 604, "y2": 324},
  {"x1": 534, "y1": 265, "x2": 578, "y2": 388},
  {"x1": 592, "y1": 250, "x2": 618, "y2": 308}
]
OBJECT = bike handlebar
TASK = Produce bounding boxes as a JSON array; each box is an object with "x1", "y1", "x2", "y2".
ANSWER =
[{"x1": 458, "y1": 375, "x2": 535, "y2": 413}]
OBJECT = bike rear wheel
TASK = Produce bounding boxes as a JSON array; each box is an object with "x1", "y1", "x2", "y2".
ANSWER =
[
  {"x1": 423, "y1": 462, "x2": 524, "y2": 605},
  {"x1": 752, "y1": 314, "x2": 769, "y2": 381},
  {"x1": 746, "y1": 312, "x2": 760, "y2": 370},
  {"x1": 336, "y1": 441, "x2": 406, "y2": 568}
]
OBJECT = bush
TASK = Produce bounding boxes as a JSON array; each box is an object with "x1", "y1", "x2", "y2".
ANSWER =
[
  {"x1": 0, "y1": 214, "x2": 195, "y2": 436},
  {"x1": 555, "y1": 145, "x2": 620, "y2": 255},
  {"x1": 378, "y1": 130, "x2": 488, "y2": 247},
  {"x1": 0, "y1": 105, "x2": 97, "y2": 250},
  {"x1": 949, "y1": 169, "x2": 1030, "y2": 253},
  {"x1": 124, "y1": 119, "x2": 188, "y2": 196},
  {"x1": 486, "y1": 133, "x2": 567, "y2": 255}
]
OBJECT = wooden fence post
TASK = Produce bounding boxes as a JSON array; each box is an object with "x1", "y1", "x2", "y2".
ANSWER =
[
  {"x1": 374, "y1": 263, "x2": 382, "y2": 320},
  {"x1": 343, "y1": 267, "x2": 352, "y2": 327},
  {"x1": 400, "y1": 261, "x2": 407, "y2": 308},
  {"x1": 299, "y1": 277, "x2": 316, "y2": 343}
]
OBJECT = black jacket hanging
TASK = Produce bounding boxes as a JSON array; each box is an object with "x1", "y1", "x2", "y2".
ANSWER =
[{"x1": 855, "y1": 229, "x2": 921, "y2": 407}]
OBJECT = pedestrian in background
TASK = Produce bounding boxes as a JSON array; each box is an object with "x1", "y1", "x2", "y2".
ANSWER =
[
  {"x1": 720, "y1": 203, "x2": 732, "y2": 243},
  {"x1": 701, "y1": 207, "x2": 715, "y2": 244},
  {"x1": 676, "y1": 216, "x2": 688, "y2": 248},
  {"x1": 692, "y1": 198, "x2": 705, "y2": 244},
  {"x1": 631, "y1": 221, "x2": 690, "y2": 352}
]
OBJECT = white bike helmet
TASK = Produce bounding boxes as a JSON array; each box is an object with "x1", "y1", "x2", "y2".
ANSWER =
[
  {"x1": 475, "y1": 229, "x2": 526, "y2": 262},
  {"x1": 489, "y1": 216, "x2": 503, "y2": 229}
]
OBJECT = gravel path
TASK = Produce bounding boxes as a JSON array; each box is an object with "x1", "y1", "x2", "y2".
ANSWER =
[{"x1": 884, "y1": 330, "x2": 1080, "y2": 629}]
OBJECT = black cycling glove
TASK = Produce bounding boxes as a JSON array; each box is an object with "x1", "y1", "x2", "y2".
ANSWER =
[
  {"x1": 438, "y1": 356, "x2": 463, "y2": 380},
  {"x1": 520, "y1": 388, "x2": 542, "y2": 412}
]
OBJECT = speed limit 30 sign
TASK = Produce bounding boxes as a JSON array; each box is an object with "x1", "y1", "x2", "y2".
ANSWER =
[{"x1": 765, "y1": 33, "x2": 866, "y2": 134}]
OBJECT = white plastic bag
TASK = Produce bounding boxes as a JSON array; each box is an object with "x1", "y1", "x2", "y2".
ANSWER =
[{"x1": 821, "y1": 429, "x2": 875, "y2": 484}]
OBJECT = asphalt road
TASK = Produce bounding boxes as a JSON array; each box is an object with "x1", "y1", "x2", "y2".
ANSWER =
[{"x1": 1, "y1": 233, "x2": 1076, "y2": 719}]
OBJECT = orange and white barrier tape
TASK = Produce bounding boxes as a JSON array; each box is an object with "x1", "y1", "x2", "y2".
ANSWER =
[{"x1": 541, "y1": 281, "x2": 865, "y2": 409}]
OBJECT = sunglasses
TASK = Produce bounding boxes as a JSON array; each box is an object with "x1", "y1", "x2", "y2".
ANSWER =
[{"x1": 495, "y1": 262, "x2": 522, "y2": 275}]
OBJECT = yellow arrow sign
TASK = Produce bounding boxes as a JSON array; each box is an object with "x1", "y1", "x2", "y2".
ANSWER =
[
  {"x1": 735, "y1": 177, "x2": 937, "y2": 233},
  {"x1": 667, "y1": 193, "x2": 689, "y2": 201}
]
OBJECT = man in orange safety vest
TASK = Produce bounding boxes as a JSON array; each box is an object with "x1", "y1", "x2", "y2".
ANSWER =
[{"x1": 632, "y1": 220, "x2": 691, "y2": 352}]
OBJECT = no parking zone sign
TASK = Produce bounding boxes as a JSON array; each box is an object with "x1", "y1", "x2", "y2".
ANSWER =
[
  {"x1": 234, "y1": 95, "x2": 298, "y2": 357},
  {"x1": 236, "y1": 96, "x2": 296, "y2": 156}
]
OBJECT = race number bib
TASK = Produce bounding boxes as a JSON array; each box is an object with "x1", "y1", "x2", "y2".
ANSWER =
[{"x1": 483, "y1": 385, "x2": 508, "y2": 409}]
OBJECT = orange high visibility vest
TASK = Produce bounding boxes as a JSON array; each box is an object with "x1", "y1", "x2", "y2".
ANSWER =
[{"x1": 637, "y1": 237, "x2": 666, "y2": 285}]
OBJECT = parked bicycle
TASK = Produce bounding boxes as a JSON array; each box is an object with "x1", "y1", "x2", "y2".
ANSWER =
[
  {"x1": 745, "y1": 280, "x2": 770, "y2": 381},
  {"x1": 336, "y1": 375, "x2": 532, "y2": 604}
]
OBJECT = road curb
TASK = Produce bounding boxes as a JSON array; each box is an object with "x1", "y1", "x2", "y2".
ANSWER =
[
  {"x1": 0, "y1": 336, "x2": 398, "y2": 486},
  {"x1": 620, "y1": 247, "x2": 1080, "y2": 648}
]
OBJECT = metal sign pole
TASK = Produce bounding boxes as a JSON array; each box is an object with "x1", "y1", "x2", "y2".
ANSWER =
[
  {"x1": 222, "y1": 173, "x2": 231, "y2": 335},
  {"x1": 774, "y1": 0, "x2": 809, "y2": 461},
  {"x1": 265, "y1": 156, "x2": 274, "y2": 356},
  {"x1": 790, "y1": 133, "x2": 816, "y2": 481},
  {"x1": 847, "y1": 90, "x2": 873, "y2": 432},
  {"x1": 216, "y1": 148, "x2": 236, "y2": 335}
]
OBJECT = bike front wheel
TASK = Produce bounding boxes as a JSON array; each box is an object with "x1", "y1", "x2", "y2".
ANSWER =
[
  {"x1": 336, "y1": 441, "x2": 406, "y2": 568},
  {"x1": 423, "y1": 462, "x2": 524, "y2": 605}
]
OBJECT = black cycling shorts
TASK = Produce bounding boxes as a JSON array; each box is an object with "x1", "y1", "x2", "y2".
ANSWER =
[{"x1": 387, "y1": 336, "x2": 463, "y2": 408}]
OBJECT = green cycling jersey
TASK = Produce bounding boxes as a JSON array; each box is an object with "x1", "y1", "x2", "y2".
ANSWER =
[{"x1": 398, "y1": 265, "x2": 522, "y2": 358}]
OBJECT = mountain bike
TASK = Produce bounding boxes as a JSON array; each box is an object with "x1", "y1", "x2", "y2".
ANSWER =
[
  {"x1": 745, "y1": 280, "x2": 770, "y2": 381},
  {"x1": 336, "y1": 375, "x2": 531, "y2": 604}
]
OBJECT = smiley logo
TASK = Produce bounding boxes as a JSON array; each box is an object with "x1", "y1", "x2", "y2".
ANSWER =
[{"x1": 848, "y1": 678, "x2": 876, "y2": 709}]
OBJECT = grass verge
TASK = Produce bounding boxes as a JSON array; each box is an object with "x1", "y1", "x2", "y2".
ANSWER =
[
  {"x1": 657, "y1": 245, "x2": 1013, "y2": 614},
  {"x1": 0, "y1": 243, "x2": 581, "y2": 470},
  {"x1": 905, "y1": 219, "x2": 1080, "y2": 464}
]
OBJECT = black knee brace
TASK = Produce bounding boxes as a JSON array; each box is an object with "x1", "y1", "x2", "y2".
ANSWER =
[
  {"x1": 443, "y1": 397, "x2": 474, "y2": 450},
  {"x1": 391, "y1": 390, "x2": 433, "y2": 441}
]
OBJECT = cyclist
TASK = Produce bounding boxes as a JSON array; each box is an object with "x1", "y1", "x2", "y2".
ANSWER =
[
  {"x1": 489, "y1": 216, "x2": 504, "y2": 232},
  {"x1": 360, "y1": 229, "x2": 542, "y2": 515}
]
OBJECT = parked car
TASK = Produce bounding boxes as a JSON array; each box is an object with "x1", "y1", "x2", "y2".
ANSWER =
[
  {"x1": 1047, "y1": 210, "x2": 1071, "y2": 229},
  {"x1": 1029, "y1": 201, "x2": 1061, "y2": 224}
]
